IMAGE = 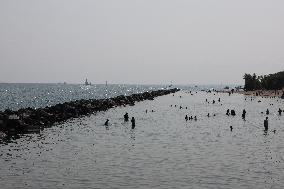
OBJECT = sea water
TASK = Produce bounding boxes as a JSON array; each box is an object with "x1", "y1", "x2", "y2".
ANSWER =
[
  {"x1": 0, "y1": 83, "x2": 229, "y2": 112},
  {"x1": 1, "y1": 84, "x2": 284, "y2": 189},
  {"x1": 0, "y1": 83, "x2": 166, "y2": 111}
]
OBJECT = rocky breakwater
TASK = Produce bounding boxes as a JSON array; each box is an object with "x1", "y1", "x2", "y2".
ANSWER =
[{"x1": 0, "y1": 88, "x2": 180, "y2": 135}]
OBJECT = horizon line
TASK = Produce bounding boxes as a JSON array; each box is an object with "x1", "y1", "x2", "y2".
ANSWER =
[{"x1": 0, "y1": 82, "x2": 243, "y2": 86}]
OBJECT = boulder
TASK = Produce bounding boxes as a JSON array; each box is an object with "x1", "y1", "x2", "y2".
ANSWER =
[{"x1": 0, "y1": 88, "x2": 180, "y2": 135}]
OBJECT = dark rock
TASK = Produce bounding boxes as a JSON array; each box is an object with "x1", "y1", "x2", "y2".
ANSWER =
[{"x1": 0, "y1": 88, "x2": 180, "y2": 135}]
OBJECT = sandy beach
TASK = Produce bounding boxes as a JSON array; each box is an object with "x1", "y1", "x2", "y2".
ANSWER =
[{"x1": 237, "y1": 89, "x2": 284, "y2": 98}]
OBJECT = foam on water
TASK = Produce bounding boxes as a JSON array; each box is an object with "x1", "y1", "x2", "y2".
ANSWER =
[{"x1": 1, "y1": 90, "x2": 284, "y2": 188}]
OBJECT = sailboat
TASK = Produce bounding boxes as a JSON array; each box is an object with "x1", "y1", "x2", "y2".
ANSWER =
[{"x1": 85, "y1": 78, "x2": 91, "y2": 86}]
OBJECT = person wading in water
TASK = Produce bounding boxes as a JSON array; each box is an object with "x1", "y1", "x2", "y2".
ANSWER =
[
  {"x1": 131, "y1": 117, "x2": 136, "y2": 129},
  {"x1": 264, "y1": 117, "x2": 268, "y2": 131},
  {"x1": 124, "y1": 112, "x2": 129, "y2": 122}
]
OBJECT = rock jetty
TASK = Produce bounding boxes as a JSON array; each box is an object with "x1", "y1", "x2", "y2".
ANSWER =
[{"x1": 0, "y1": 88, "x2": 180, "y2": 135}]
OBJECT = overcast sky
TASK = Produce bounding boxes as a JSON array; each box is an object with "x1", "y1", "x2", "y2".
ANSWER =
[{"x1": 0, "y1": 0, "x2": 283, "y2": 85}]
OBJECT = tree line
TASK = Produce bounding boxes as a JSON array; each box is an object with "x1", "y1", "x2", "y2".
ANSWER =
[{"x1": 243, "y1": 71, "x2": 284, "y2": 91}]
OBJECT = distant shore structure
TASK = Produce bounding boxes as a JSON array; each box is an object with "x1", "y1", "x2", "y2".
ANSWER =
[
  {"x1": 168, "y1": 81, "x2": 173, "y2": 88},
  {"x1": 85, "y1": 78, "x2": 91, "y2": 86}
]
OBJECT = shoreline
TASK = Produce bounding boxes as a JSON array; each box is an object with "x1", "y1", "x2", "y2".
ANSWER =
[
  {"x1": 0, "y1": 88, "x2": 180, "y2": 135},
  {"x1": 237, "y1": 89, "x2": 284, "y2": 98}
]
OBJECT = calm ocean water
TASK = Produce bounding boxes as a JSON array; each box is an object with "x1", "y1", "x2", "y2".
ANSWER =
[
  {"x1": 0, "y1": 83, "x2": 227, "y2": 111},
  {"x1": 0, "y1": 83, "x2": 167, "y2": 111},
  {"x1": 1, "y1": 84, "x2": 284, "y2": 188}
]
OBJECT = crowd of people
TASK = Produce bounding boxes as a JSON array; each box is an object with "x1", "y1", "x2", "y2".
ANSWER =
[{"x1": 103, "y1": 90, "x2": 283, "y2": 133}]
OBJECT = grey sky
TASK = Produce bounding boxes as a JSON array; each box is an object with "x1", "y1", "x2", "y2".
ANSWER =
[{"x1": 0, "y1": 0, "x2": 283, "y2": 85}]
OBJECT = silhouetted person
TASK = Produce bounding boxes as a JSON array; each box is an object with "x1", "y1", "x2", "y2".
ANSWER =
[
  {"x1": 185, "y1": 115, "x2": 188, "y2": 121},
  {"x1": 230, "y1": 126, "x2": 233, "y2": 131},
  {"x1": 131, "y1": 117, "x2": 135, "y2": 129},
  {"x1": 226, "y1": 109, "x2": 230, "y2": 116},
  {"x1": 194, "y1": 116, "x2": 197, "y2": 121},
  {"x1": 213, "y1": 100, "x2": 215, "y2": 104},
  {"x1": 231, "y1": 110, "x2": 236, "y2": 116},
  {"x1": 266, "y1": 109, "x2": 269, "y2": 115},
  {"x1": 146, "y1": 109, "x2": 148, "y2": 113},
  {"x1": 278, "y1": 108, "x2": 282, "y2": 116},
  {"x1": 207, "y1": 113, "x2": 210, "y2": 117},
  {"x1": 124, "y1": 112, "x2": 129, "y2": 122},
  {"x1": 264, "y1": 117, "x2": 268, "y2": 131},
  {"x1": 218, "y1": 98, "x2": 220, "y2": 102},
  {"x1": 242, "y1": 109, "x2": 246, "y2": 120},
  {"x1": 104, "y1": 119, "x2": 109, "y2": 126}
]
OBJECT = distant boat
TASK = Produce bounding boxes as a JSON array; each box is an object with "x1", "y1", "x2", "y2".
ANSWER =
[{"x1": 85, "y1": 78, "x2": 91, "y2": 86}]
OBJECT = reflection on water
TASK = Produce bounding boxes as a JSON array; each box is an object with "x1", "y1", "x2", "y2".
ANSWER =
[
  {"x1": 1, "y1": 91, "x2": 284, "y2": 189},
  {"x1": 0, "y1": 83, "x2": 166, "y2": 111}
]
